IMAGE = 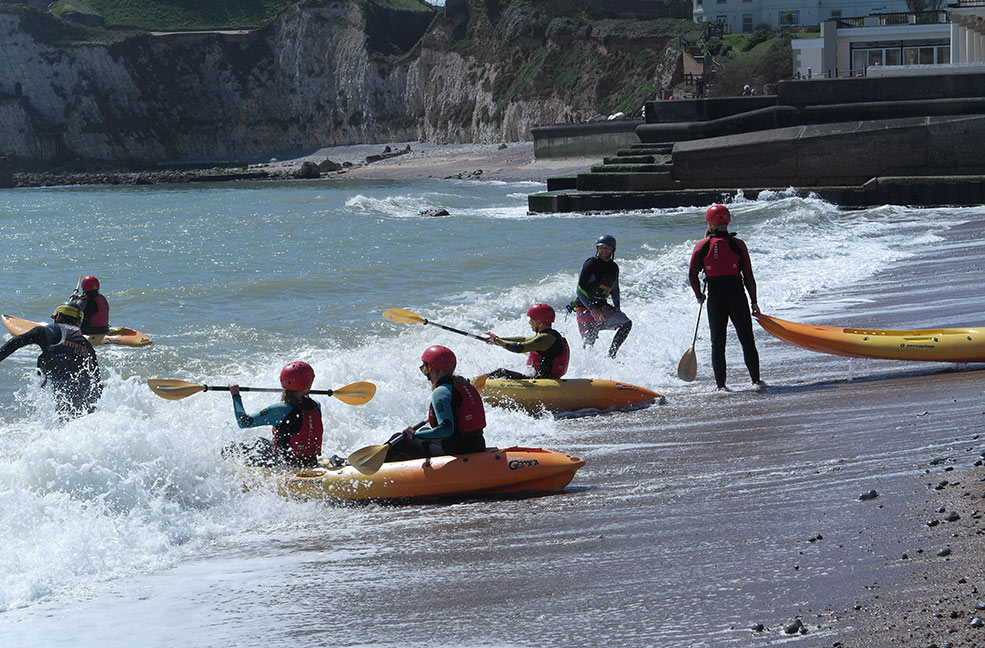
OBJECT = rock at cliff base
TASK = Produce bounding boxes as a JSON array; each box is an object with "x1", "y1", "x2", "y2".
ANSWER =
[{"x1": 295, "y1": 161, "x2": 320, "y2": 179}]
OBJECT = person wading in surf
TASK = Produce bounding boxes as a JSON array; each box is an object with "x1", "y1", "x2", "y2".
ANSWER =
[
  {"x1": 688, "y1": 205, "x2": 763, "y2": 391},
  {"x1": 483, "y1": 303, "x2": 570, "y2": 380},
  {"x1": 227, "y1": 361, "x2": 324, "y2": 467},
  {"x1": 385, "y1": 345, "x2": 486, "y2": 462},
  {"x1": 0, "y1": 302, "x2": 102, "y2": 417},
  {"x1": 574, "y1": 235, "x2": 632, "y2": 358}
]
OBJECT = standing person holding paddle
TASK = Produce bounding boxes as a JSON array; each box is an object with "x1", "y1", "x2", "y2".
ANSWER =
[
  {"x1": 227, "y1": 361, "x2": 325, "y2": 467},
  {"x1": 574, "y1": 235, "x2": 632, "y2": 358},
  {"x1": 385, "y1": 345, "x2": 486, "y2": 463},
  {"x1": 688, "y1": 205, "x2": 763, "y2": 391}
]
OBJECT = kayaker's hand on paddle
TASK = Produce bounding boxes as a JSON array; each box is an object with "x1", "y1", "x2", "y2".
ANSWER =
[
  {"x1": 229, "y1": 384, "x2": 240, "y2": 397},
  {"x1": 484, "y1": 332, "x2": 497, "y2": 345},
  {"x1": 751, "y1": 302, "x2": 761, "y2": 316},
  {"x1": 401, "y1": 426, "x2": 416, "y2": 438},
  {"x1": 695, "y1": 293, "x2": 705, "y2": 304}
]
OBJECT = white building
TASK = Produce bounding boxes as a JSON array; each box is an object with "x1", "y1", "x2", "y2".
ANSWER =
[
  {"x1": 792, "y1": 3, "x2": 985, "y2": 78},
  {"x1": 693, "y1": 0, "x2": 910, "y2": 33}
]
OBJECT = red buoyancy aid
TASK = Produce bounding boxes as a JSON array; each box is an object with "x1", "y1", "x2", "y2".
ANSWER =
[
  {"x1": 699, "y1": 233, "x2": 744, "y2": 278},
  {"x1": 526, "y1": 329, "x2": 570, "y2": 378},
  {"x1": 88, "y1": 294, "x2": 110, "y2": 329},
  {"x1": 272, "y1": 400, "x2": 324, "y2": 459},
  {"x1": 428, "y1": 381, "x2": 486, "y2": 435}
]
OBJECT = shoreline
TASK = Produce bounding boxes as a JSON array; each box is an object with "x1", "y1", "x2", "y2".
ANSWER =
[{"x1": 7, "y1": 142, "x2": 598, "y2": 188}]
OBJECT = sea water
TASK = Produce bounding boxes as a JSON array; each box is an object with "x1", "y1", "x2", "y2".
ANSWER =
[{"x1": 0, "y1": 177, "x2": 980, "y2": 646}]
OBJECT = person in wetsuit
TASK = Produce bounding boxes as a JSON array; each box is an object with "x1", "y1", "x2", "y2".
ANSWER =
[
  {"x1": 385, "y1": 345, "x2": 486, "y2": 462},
  {"x1": 484, "y1": 303, "x2": 570, "y2": 380},
  {"x1": 227, "y1": 361, "x2": 324, "y2": 468},
  {"x1": 0, "y1": 302, "x2": 101, "y2": 417},
  {"x1": 575, "y1": 234, "x2": 632, "y2": 358},
  {"x1": 688, "y1": 204, "x2": 763, "y2": 391},
  {"x1": 71, "y1": 275, "x2": 110, "y2": 336}
]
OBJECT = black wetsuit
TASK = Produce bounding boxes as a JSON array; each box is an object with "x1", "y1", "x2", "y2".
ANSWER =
[{"x1": 0, "y1": 323, "x2": 102, "y2": 416}]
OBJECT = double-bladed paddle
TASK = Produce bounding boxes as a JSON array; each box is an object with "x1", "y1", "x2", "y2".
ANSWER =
[
  {"x1": 146, "y1": 379, "x2": 376, "y2": 405},
  {"x1": 382, "y1": 308, "x2": 487, "y2": 341},
  {"x1": 346, "y1": 421, "x2": 426, "y2": 475}
]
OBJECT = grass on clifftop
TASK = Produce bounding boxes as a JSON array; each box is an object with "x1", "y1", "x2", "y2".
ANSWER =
[{"x1": 49, "y1": 0, "x2": 296, "y2": 31}]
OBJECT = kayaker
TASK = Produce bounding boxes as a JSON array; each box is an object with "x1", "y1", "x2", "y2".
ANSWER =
[
  {"x1": 0, "y1": 302, "x2": 102, "y2": 417},
  {"x1": 688, "y1": 205, "x2": 763, "y2": 391},
  {"x1": 227, "y1": 361, "x2": 324, "y2": 468},
  {"x1": 385, "y1": 345, "x2": 486, "y2": 462},
  {"x1": 484, "y1": 303, "x2": 570, "y2": 379},
  {"x1": 71, "y1": 275, "x2": 110, "y2": 335},
  {"x1": 574, "y1": 235, "x2": 632, "y2": 358}
]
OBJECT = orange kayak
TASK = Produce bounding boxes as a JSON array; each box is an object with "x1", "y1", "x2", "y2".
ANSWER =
[
  {"x1": 242, "y1": 446, "x2": 585, "y2": 501},
  {"x1": 476, "y1": 377, "x2": 663, "y2": 414},
  {"x1": 2, "y1": 313, "x2": 152, "y2": 347},
  {"x1": 756, "y1": 313, "x2": 985, "y2": 363}
]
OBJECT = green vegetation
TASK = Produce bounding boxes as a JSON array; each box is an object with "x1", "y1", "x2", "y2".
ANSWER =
[
  {"x1": 707, "y1": 31, "x2": 793, "y2": 96},
  {"x1": 49, "y1": 0, "x2": 294, "y2": 31}
]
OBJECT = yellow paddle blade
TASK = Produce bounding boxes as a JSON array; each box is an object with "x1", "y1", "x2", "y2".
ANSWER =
[
  {"x1": 382, "y1": 308, "x2": 425, "y2": 324},
  {"x1": 147, "y1": 379, "x2": 207, "y2": 400},
  {"x1": 346, "y1": 444, "x2": 390, "y2": 475},
  {"x1": 331, "y1": 381, "x2": 376, "y2": 406},
  {"x1": 677, "y1": 347, "x2": 698, "y2": 383}
]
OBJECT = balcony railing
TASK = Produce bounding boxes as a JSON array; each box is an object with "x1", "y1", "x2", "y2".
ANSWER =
[{"x1": 835, "y1": 10, "x2": 949, "y2": 27}]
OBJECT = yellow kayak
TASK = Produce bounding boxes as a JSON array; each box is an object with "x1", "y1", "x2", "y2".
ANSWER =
[
  {"x1": 756, "y1": 313, "x2": 985, "y2": 363},
  {"x1": 476, "y1": 377, "x2": 663, "y2": 414},
  {"x1": 242, "y1": 446, "x2": 585, "y2": 500},
  {"x1": 2, "y1": 313, "x2": 152, "y2": 347}
]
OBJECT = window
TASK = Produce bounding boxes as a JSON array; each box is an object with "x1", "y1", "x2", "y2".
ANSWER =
[
  {"x1": 903, "y1": 45, "x2": 948, "y2": 65},
  {"x1": 780, "y1": 10, "x2": 800, "y2": 25},
  {"x1": 742, "y1": 14, "x2": 753, "y2": 32},
  {"x1": 716, "y1": 14, "x2": 727, "y2": 23},
  {"x1": 830, "y1": 9, "x2": 841, "y2": 18}
]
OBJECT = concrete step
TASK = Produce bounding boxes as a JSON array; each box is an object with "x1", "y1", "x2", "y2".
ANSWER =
[
  {"x1": 628, "y1": 143, "x2": 673, "y2": 154},
  {"x1": 577, "y1": 172, "x2": 678, "y2": 191},
  {"x1": 546, "y1": 175, "x2": 578, "y2": 191},
  {"x1": 592, "y1": 163, "x2": 672, "y2": 173},
  {"x1": 604, "y1": 155, "x2": 654, "y2": 164}
]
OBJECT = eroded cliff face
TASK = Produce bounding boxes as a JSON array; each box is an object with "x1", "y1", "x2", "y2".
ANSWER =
[{"x1": 0, "y1": 2, "x2": 682, "y2": 165}]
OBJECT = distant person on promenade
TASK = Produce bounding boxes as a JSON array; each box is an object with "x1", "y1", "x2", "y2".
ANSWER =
[
  {"x1": 688, "y1": 205, "x2": 762, "y2": 391},
  {"x1": 484, "y1": 303, "x2": 570, "y2": 380},
  {"x1": 0, "y1": 302, "x2": 101, "y2": 417},
  {"x1": 574, "y1": 235, "x2": 632, "y2": 358},
  {"x1": 227, "y1": 361, "x2": 324, "y2": 467},
  {"x1": 71, "y1": 275, "x2": 110, "y2": 335},
  {"x1": 385, "y1": 346, "x2": 486, "y2": 462}
]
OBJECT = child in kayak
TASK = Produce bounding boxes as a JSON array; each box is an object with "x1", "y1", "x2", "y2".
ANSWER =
[
  {"x1": 574, "y1": 235, "x2": 632, "y2": 358},
  {"x1": 385, "y1": 345, "x2": 486, "y2": 462},
  {"x1": 71, "y1": 275, "x2": 110, "y2": 335},
  {"x1": 688, "y1": 205, "x2": 763, "y2": 390},
  {"x1": 483, "y1": 303, "x2": 570, "y2": 380},
  {"x1": 227, "y1": 361, "x2": 324, "y2": 467}
]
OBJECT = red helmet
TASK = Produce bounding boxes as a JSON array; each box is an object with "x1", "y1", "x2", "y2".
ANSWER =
[
  {"x1": 421, "y1": 345, "x2": 456, "y2": 373},
  {"x1": 280, "y1": 361, "x2": 314, "y2": 392},
  {"x1": 705, "y1": 205, "x2": 731, "y2": 226},
  {"x1": 81, "y1": 275, "x2": 100, "y2": 291},
  {"x1": 526, "y1": 303, "x2": 555, "y2": 325}
]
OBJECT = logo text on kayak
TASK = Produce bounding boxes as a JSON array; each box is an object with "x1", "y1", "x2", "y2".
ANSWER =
[{"x1": 509, "y1": 458, "x2": 540, "y2": 470}]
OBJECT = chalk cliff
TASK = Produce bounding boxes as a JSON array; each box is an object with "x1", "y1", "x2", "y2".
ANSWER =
[{"x1": 0, "y1": 1, "x2": 683, "y2": 165}]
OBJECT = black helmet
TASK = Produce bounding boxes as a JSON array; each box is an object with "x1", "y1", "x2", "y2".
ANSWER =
[{"x1": 596, "y1": 234, "x2": 616, "y2": 259}]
